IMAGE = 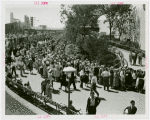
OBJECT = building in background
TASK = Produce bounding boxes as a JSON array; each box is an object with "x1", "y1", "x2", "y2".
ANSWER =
[
  {"x1": 38, "y1": 25, "x2": 47, "y2": 30},
  {"x1": 10, "y1": 13, "x2": 31, "y2": 29}
]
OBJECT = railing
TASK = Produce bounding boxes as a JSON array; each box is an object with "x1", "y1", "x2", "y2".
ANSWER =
[{"x1": 7, "y1": 80, "x2": 78, "y2": 115}]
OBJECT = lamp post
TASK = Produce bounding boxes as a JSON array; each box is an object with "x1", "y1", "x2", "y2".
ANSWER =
[{"x1": 63, "y1": 66, "x2": 76, "y2": 107}]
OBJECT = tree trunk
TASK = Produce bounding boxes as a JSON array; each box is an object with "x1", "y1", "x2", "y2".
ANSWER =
[
  {"x1": 109, "y1": 23, "x2": 112, "y2": 40},
  {"x1": 119, "y1": 34, "x2": 121, "y2": 41}
]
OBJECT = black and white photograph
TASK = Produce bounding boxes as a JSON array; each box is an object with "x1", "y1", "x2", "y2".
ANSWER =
[{"x1": 1, "y1": 1, "x2": 149, "y2": 119}]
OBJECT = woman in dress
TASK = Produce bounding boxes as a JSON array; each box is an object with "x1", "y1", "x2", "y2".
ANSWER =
[
  {"x1": 45, "y1": 80, "x2": 52, "y2": 99},
  {"x1": 43, "y1": 61, "x2": 48, "y2": 78},
  {"x1": 113, "y1": 70, "x2": 120, "y2": 89}
]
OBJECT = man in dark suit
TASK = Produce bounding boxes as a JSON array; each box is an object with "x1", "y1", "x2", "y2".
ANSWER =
[{"x1": 123, "y1": 100, "x2": 137, "y2": 114}]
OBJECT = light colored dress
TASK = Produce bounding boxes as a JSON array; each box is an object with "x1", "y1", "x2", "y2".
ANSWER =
[
  {"x1": 45, "y1": 83, "x2": 52, "y2": 99},
  {"x1": 113, "y1": 72, "x2": 119, "y2": 87}
]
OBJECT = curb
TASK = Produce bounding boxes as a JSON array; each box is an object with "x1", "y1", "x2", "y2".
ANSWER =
[{"x1": 5, "y1": 85, "x2": 48, "y2": 115}]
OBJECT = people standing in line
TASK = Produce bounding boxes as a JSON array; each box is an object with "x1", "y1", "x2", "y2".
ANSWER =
[
  {"x1": 80, "y1": 68, "x2": 84, "y2": 88},
  {"x1": 41, "y1": 78, "x2": 47, "y2": 96},
  {"x1": 138, "y1": 52, "x2": 143, "y2": 66},
  {"x1": 125, "y1": 68, "x2": 132, "y2": 89},
  {"x1": 110, "y1": 67, "x2": 114, "y2": 88},
  {"x1": 29, "y1": 58, "x2": 34, "y2": 74},
  {"x1": 19, "y1": 59, "x2": 25, "y2": 77},
  {"x1": 47, "y1": 69, "x2": 54, "y2": 88},
  {"x1": 86, "y1": 91, "x2": 101, "y2": 115},
  {"x1": 45, "y1": 80, "x2": 52, "y2": 99},
  {"x1": 136, "y1": 70, "x2": 144, "y2": 93},
  {"x1": 11, "y1": 59, "x2": 17, "y2": 77},
  {"x1": 101, "y1": 68, "x2": 110, "y2": 91},
  {"x1": 99, "y1": 67, "x2": 103, "y2": 85},
  {"x1": 83, "y1": 71, "x2": 90, "y2": 87},
  {"x1": 134, "y1": 51, "x2": 138, "y2": 65},
  {"x1": 132, "y1": 70, "x2": 137, "y2": 87},
  {"x1": 120, "y1": 68, "x2": 125, "y2": 89},
  {"x1": 123, "y1": 100, "x2": 137, "y2": 114},
  {"x1": 94, "y1": 63, "x2": 99, "y2": 82},
  {"x1": 129, "y1": 51, "x2": 133, "y2": 65},
  {"x1": 43, "y1": 61, "x2": 47, "y2": 78},
  {"x1": 91, "y1": 72, "x2": 99, "y2": 96},
  {"x1": 70, "y1": 72, "x2": 77, "y2": 90},
  {"x1": 113, "y1": 70, "x2": 120, "y2": 89},
  {"x1": 59, "y1": 72, "x2": 68, "y2": 91}
]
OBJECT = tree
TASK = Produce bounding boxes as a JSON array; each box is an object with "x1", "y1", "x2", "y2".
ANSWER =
[
  {"x1": 112, "y1": 5, "x2": 132, "y2": 40},
  {"x1": 101, "y1": 4, "x2": 132, "y2": 40},
  {"x1": 101, "y1": 5, "x2": 116, "y2": 40},
  {"x1": 60, "y1": 4, "x2": 100, "y2": 43}
]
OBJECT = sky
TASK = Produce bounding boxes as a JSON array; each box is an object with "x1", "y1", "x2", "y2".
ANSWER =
[
  {"x1": 5, "y1": 1, "x2": 65, "y2": 29},
  {"x1": 5, "y1": 2, "x2": 144, "y2": 34}
]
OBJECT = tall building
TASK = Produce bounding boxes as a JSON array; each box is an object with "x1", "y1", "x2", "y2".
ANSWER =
[
  {"x1": 9, "y1": 13, "x2": 31, "y2": 29},
  {"x1": 10, "y1": 13, "x2": 17, "y2": 23}
]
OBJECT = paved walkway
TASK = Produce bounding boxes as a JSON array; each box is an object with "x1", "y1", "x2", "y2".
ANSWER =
[
  {"x1": 15, "y1": 68, "x2": 145, "y2": 115},
  {"x1": 118, "y1": 48, "x2": 145, "y2": 70}
]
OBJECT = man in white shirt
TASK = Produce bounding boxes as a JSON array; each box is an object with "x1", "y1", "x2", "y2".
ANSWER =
[
  {"x1": 101, "y1": 68, "x2": 110, "y2": 91},
  {"x1": 91, "y1": 72, "x2": 99, "y2": 96}
]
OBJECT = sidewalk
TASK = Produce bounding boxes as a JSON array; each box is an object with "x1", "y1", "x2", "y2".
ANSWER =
[{"x1": 5, "y1": 85, "x2": 48, "y2": 115}]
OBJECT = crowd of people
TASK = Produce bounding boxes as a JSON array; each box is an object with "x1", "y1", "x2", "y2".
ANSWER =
[
  {"x1": 129, "y1": 51, "x2": 144, "y2": 66},
  {"x1": 5, "y1": 38, "x2": 145, "y2": 114}
]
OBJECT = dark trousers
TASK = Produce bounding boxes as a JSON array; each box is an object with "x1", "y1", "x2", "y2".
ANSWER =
[
  {"x1": 88, "y1": 106, "x2": 96, "y2": 114},
  {"x1": 70, "y1": 81, "x2": 76, "y2": 89},
  {"x1": 41, "y1": 86, "x2": 46, "y2": 95},
  {"x1": 91, "y1": 83, "x2": 99, "y2": 96},
  {"x1": 80, "y1": 76, "x2": 83, "y2": 88},
  {"x1": 12, "y1": 66, "x2": 17, "y2": 76},
  {"x1": 134, "y1": 58, "x2": 137, "y2": 65},
  {"x1": 20, "y1": 68, "x2": 24, "y2": 76},
  {"x1": 103, "y1": 77, "x2": 109, "y2": 91},
  {"x1": 139, "y1": 58, "x2": 142, "y2": 65},
  {"x1": 110, "y1": 76, "x2": 113, "y2": 87}
]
